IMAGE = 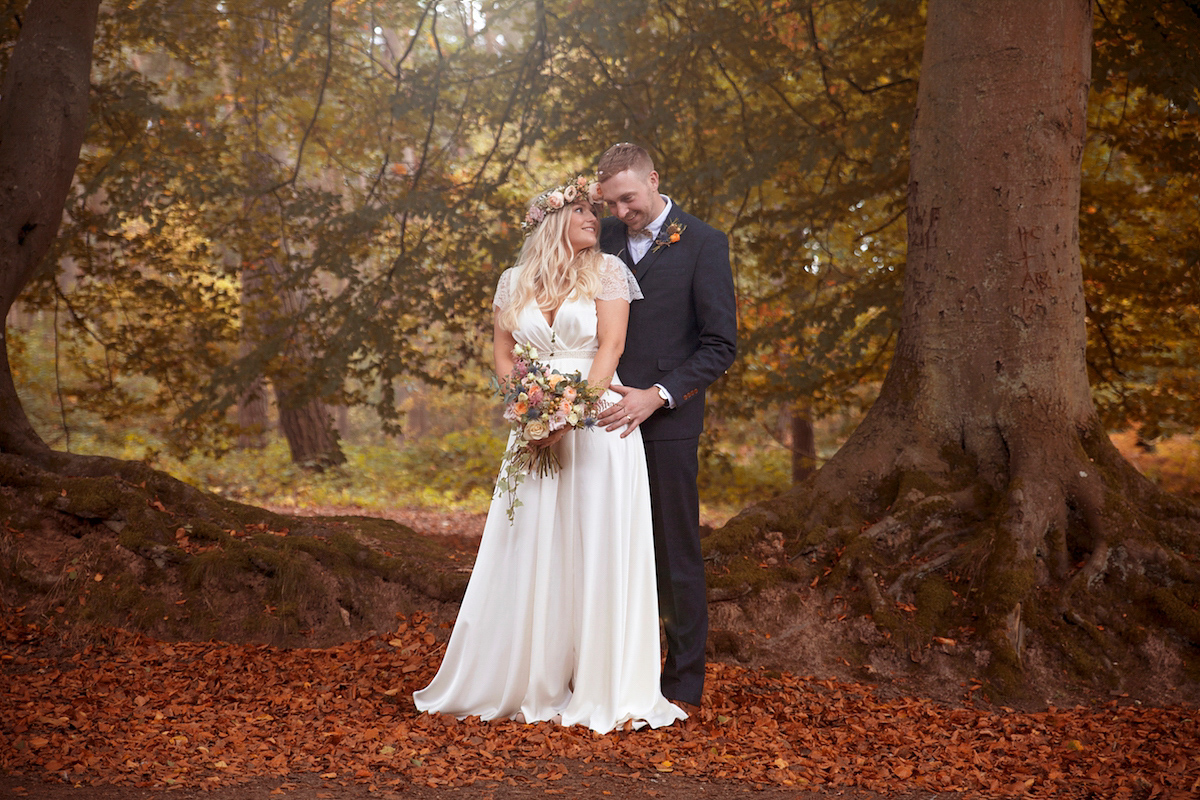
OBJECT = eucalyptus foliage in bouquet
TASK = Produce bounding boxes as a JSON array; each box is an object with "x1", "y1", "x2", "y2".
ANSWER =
[{"x1": 493, "y1": 343, "x2": 607, "y2": 520}]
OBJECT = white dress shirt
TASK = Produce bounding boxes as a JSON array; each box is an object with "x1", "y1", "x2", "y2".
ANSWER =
[{"x1": 628, "y1": 196, "x2": 672, "y2": 265}]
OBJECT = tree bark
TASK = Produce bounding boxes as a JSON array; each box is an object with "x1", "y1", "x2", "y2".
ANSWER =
[
  {"x1": 711, "y1": 0, "x2": 1200, "y2": 698},
  {"x1": 789, "y1": 404, "x2": 817, "y2": 484},
  {"x1": 0, "y1": 0, "x2": 102, "y2": 457},
  {"x1": 823, "y1": 0, "x2": 1097, "y2": 536},
  {"x1": 235, "y1": 255, "x2": 270, "y2": 451},
  {"x1": 276, "y1": 396, "x2": 344, "y2": 469},
  {"x1": 244, "y1": 255, "x2": 345, "y2": 469},
  {"x1": 236, "y1": 378, "x2": 270, "y2": 450}
]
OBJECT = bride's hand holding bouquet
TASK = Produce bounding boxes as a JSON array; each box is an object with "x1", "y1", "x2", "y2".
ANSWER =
[{"x1": 493, "y1": 342, "x2": 608, "y2": 519}]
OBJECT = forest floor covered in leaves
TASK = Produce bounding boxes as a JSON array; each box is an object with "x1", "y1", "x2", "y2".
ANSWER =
[
  {"x1": 3, "y1": 598, "x2": 1199, "y2": 800},
  {"x1": 4, "y1": 431, "x2": 1200, "y2": 799}
]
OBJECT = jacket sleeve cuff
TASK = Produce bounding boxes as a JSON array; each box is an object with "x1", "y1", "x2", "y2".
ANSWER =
[{"x1": 653, "y1": 383, "x2": 675, "y2": 409}]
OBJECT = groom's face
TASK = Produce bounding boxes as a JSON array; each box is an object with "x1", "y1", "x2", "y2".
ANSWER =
[{"x1": 600, "y1": 169, "x2": 662, "y2": 233}]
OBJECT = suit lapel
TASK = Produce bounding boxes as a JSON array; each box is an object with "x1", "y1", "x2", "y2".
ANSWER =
[
  {"x1": 619, "y1": 246, "x2": 634, "y2": 270},
  {"x1": 633, "y1": 243, "x2": 663, "y2": 281},
  {"x1": 632, "y1": 211, "x2": 684, "y2": 282},
  {"x1": 601, "y1": 223, "x2": 634, "y2": 269}
]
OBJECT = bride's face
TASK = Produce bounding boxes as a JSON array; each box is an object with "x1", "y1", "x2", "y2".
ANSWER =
[{"x1": 565, "y1": 201, "x2": 598, "y2": 251}]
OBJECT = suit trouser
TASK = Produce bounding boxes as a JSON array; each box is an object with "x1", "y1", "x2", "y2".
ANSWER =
[{"x1": 643, "y1": 437, "x2": 706, "y2": 705}]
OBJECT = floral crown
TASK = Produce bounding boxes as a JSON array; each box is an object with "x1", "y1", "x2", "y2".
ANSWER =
[{"x1": 521, "y1": 174, "x2": 603, "y2": 235}]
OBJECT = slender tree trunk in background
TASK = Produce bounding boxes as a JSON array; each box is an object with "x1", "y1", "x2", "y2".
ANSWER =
[
  {"x1": 335, "y1": 404, "x2": 350, "y2": 441},
  {"x1": 717, "y1": 0, "x2": 1200, "y2": 697},
  {"x1": 236, "y1": 378, "x2": 270, "y2": 450},
  {"x1": 240, "y1": 254, "x2": 345, "y2": 468},
  {"x1": 261, "y1": 256, "x2": 344, "y2": 469},
  {"x1": 235, "y1": 259, "x2": 270, "y2": 450},
  {"x1": 790, "y1": 404, "x2": 816, "y2": 484},
  {"x1": 0, "y1": 0, "x2": 101, "y2": 457}
]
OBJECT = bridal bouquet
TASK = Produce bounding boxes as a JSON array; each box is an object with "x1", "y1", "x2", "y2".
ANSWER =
[{"x1": 493, "y1": 342, "x2": 607, "y2": 520}]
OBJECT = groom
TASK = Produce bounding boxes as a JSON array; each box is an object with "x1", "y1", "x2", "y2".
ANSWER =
[{"x1": 595, "y1": 143, "x2": 737, "y2": 710}]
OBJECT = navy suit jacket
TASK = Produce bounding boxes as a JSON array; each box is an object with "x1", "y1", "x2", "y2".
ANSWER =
[{"x1": 600, "y1": 206, "x2": 737, "y2": 441}]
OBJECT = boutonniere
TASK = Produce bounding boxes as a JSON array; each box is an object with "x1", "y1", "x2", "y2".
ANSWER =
[{"x1": 651, "y1": 220, "x2": 686, "y2": 253}]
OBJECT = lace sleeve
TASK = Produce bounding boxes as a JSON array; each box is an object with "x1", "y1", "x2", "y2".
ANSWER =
[
  {"x1": 596, "y1": 254, "x2": 644, "y2": 302},
  {"x1": 493, "y1": 267, "x2": 515, "y2": 310}
]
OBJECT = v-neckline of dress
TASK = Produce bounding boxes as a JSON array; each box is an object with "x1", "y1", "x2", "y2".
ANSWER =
[{"x1": 540, "y1": 298, "x2": 571, "y2": 330}]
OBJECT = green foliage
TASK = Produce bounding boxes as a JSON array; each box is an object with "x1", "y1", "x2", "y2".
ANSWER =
[
  {"x1": 698, "y1": 445, "x2": 791, "y2": 508},
  {"x1": 1081, "y1": 6, "x2": 1200, "y2": 438},
  {"x1": 390, "y1": 429, "x2": 506, "y2": 499},
  {"x1": 6, "y1": 0, "x2": 1200, "y2": 472},
  {"x1": 158, "y1": 436, "x2": 499, "y2": 512},
  {"x1": 161, "y1": 426, "x2": 790, "y2": 513},
  {"x1": 14, "y1": 0, "x2": 555, "y2": 454}
]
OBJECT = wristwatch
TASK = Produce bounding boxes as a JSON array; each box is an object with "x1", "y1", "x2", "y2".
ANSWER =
[{"x1": 656, "y1": 386, "x2": 671, "y2": 407}]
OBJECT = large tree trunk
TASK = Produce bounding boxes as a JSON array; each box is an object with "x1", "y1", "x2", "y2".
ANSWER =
[
  {"x1": 0, "y1": 0, "x2": 102, "y2": 457},
  {"x1": 711, "y1": 0, "x2": 1200, "y2": 700}
]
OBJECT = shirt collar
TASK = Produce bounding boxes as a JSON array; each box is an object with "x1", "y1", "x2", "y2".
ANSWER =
[{"x1": 644, "y1": 195, "x2": 672, "y2": 239}]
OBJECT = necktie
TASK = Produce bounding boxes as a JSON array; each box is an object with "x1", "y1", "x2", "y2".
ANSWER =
[{"x1": 628, "y1": 228, "x2": 653, "y2": 241}]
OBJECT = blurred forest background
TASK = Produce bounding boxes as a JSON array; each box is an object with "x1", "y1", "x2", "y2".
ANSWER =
[{"x1": 4, "y1": 0, "x2": 1198, "y2": 521}]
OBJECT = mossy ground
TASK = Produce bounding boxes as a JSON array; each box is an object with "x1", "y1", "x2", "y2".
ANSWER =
[{"x1": 0, "y1": 452, "x2": 471, "y2": 648}]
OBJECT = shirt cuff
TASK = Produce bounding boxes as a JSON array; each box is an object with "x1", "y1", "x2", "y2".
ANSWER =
[{"x1": 654, "y1": 383, "x2": 675, "y2": 409}]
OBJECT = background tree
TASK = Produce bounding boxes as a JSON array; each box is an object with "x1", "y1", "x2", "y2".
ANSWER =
[
  {"x1": 13, "y1": 0, "x2": 555, "y2": 462},
  {"x1": 711, "y1": 0, "x2": 1200, "y2": 697},
  {"x1": 0, "y1": 0, "x2": 102, "y2": 457},
  {"x1": 13, "y1": 0, "x2": 1199, "y2": 478}
]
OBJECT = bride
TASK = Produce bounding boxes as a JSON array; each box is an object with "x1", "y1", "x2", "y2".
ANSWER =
[{"x1": 412, "y1": 177, "x2": 686, "y2": 733}]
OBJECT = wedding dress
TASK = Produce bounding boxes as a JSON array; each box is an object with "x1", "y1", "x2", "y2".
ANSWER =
[{"x1": 413, "y1": 254, "x2": 685, "y2": 733}]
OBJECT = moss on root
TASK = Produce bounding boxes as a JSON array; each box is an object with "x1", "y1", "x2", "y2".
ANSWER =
[
  {"x1": 0, "y1": 451, "x2": 473, "y2": 645},
  {"x1": 1150, "y1": 586, "x2": 1200, "y2": 646},
  {"x1": 701, "y1": 419, "x2": 1200, "y2": 705},
  {"x1": 913, "y1": 575, "x2": 956, "y2": 636}
]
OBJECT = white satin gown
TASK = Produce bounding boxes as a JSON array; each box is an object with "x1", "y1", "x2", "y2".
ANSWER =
[{"x1": 413, "y1": 254, "x2": 685, "y2": 733}]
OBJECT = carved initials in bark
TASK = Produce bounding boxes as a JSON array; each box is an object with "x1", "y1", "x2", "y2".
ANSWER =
[
  {"x1": 1018, "y1": 226, "x2": 1051, "y2": 321},
  {"x1": 908, "y1": 201, "x2": 940, "y2": 251}
]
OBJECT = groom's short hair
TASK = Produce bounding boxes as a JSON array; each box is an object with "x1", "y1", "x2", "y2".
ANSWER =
[{"x1": 597, "y1": 143, "x2": 654, "y2": 181}]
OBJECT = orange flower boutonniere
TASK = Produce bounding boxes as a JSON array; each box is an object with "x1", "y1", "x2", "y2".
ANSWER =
[{"x1": 651, "y1": 220, "x2": 686, "y2": 253}]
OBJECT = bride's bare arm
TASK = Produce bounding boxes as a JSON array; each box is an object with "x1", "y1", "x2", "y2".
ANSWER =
[
  {"x1": 493, "y1": 311, "x2": 517, "y2": 376},
  {"x1": 589, "y1": 297, "x2": 629, "y2": 391}
]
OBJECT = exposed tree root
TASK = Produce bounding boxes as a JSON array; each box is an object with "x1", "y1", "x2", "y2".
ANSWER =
[
  {"x1": 0, "y1": 451, "x2": 469, "y2": 645},
  {"x1": 704, "y1": 417, "x2": 1200, "y2": 704}
]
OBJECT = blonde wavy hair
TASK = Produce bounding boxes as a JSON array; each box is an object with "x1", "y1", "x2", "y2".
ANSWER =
[{"x1": 498, "y1": 198, "x2": 606, "y2": 332}]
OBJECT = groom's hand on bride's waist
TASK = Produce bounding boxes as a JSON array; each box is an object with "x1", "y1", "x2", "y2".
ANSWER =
[{"x1": 599, "y1": 385, "x2": 667, "y2": 438}]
